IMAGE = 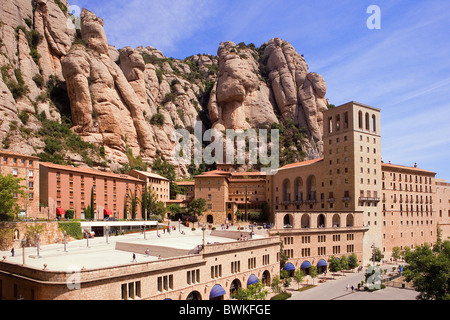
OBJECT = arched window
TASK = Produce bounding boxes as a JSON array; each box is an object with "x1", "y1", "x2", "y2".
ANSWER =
[
  {"x1": 294, "y1": 177, "x2": 303, "y2": 201},
  {"x1": 358, "y1": 111, "x2": 363, "y2": 129},
  {"x1": 346, "y1": 214, "x2": 354, "y2": 227},
  {"x1": 365, "y1": 113, "x2": 370, "y2": 130},
  {"x1": 328, "y1": 117, "x2": 333, "y2": 133},
  {"x1": 306, "y1": 175, "x2": 316, "y2": 201},
  {"x1": 332, "y1": 214, "x2": 340, "y2": 227},
  {"x1": 317, "y1": 214, "x2": 326, "y2": 228},
  {"x1": 301, "y1": 214, "x2": 310, "y2": 228},
  {"x1": 283, "y1": 214, "x2": 293, "y2": 227},
  {"x1": 282, "y1": 179, "x2": 291, "y2": 202},
  {"x1": 372, "y1": 114, "x2": 376, "y2": 132},
  {"x1": 335, "y1": 114, "x2": 340, "y2": 131}
]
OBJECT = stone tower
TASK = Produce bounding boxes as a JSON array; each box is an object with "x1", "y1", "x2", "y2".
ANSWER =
[{"x1": 322, "y1": 101, "x2": 382, "y2": 264}]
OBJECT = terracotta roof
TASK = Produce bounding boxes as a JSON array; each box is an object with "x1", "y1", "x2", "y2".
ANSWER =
[
  {"x1": 39, "y1": 162, "x2": 144, "y2": 183},
  {"x1": 175, "y1": 180, "x2": 195, "y2": 186},
  {"x1": 230, "y1": 171, "x2": 266, "y2": 176},
  {"x1": 280, "y1": 158, "x2": 324, "y2": 169},
  {"x1": 381, "y1": 162, "x2": 436, "y2": 175},
  {"x1": 129, "y1": 169, "x2": 169, "y2": 181},
  {"x1": 0, "y1": 149, "x2": 40, "y2": 160},
  {"x1": 229, "y1": 178, "x2": 266, "y2": 183}
]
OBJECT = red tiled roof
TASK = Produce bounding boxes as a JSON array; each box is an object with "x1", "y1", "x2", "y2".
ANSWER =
[
  {"x1": 39, "y1": 162, "x2": 144, "y2": 183},
  {"x1": 175, "y1": 180, "x2": 195, "y2": 186},
  {"x1": 280, "y1": 158, "x2": 324, "y2": 169},
  {"x1": 0, "y1": 149, "x2": 40, "y2": 160},
  {"x1": 381, "y1": 162, "x2": 436, "y2": 175}
]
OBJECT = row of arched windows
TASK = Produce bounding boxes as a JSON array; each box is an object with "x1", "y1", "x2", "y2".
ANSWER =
[
  {"x1": 281, "y1": 176, "x2": 316, "y2": 202},
  {"x1": 283, "y1": 213, "x2": 355, "y2": 228},
  {"x1": 358, "y1": 111, "x2": 377, "y2": 133}
]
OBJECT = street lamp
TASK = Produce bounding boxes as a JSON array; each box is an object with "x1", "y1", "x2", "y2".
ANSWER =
[
  {"x1": 106, "y1": 226, "x2": 109, "y2": 244},
  {"x1": 63, "y1": 231, "x2": 67, "y2": 252},
  {"x1": 36, "y1": 233, "x2": 41, "y2": 258},
  {"x1": 21, "y1": 238, "x2": 26, "y2": 265},
  {"x1": 178, "y1": 218, "x2": 181, "y2": 233},
  {"x1": 371, "y1": 243, "x2": 376, "y2": 265}
]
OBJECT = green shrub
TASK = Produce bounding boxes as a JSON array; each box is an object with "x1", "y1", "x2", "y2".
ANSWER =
[
  {"x1": 18, "y1": 111, "x2": 29, "y2": 125},
  {"x1": 32, "y1": 73, "x2": 44, "y2": 89},
  {"x1": 58, "y1": 221, "x2": 83, "y2": 240},
  {"x1": 270, "y1": 292, "x2": 292, "y2": 300},
  {"x1": 64, "y1": 209, "x2": 75, "y2": 219},
  {"x1": 150, "y1": 113, "x2": 165, "y2": 126}
]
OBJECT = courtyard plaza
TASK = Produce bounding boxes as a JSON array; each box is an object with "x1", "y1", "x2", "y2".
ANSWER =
[
  {"x1": 0, "y1": 222, "x2": 265, "y2": 272},
  {"x1": 286, "y1": 264, "x2": 419, "y2": 300}
]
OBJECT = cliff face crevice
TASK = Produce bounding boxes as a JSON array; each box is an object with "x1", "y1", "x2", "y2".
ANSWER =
[{"x1": 0, "y1": 1, "x2": 329, "y2": 176}]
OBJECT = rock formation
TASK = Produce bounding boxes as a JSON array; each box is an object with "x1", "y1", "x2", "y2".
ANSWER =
[
  {"x1": 0, "y1": 0, "x2": 329, "y2": 177},
  {"x1": 263, "y1": 38, "x2": 328, "y2": 144}
]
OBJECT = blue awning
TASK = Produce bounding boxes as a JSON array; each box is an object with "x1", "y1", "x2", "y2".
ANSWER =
[
  {"x1": 317, "y1": 259, "x2": 328, "y2": 267},
  {"x1": 284, "y1": 262, "x2": 295, "y2": 271},
  {"x1": 300, "y1": 261, "x2": 311, "y2": 269},
  {"x1": 247, "y1": 274, "x2": 258, "y2": 286},
  {"x1": 210, "y1": 284, "x2": 226, "y2": 299}
]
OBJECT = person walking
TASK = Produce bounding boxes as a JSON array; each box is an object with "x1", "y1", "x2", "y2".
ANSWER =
[
  {"x1": 11, "y1": 248, "x2": 14, "y2": 257},
  {"x1": 346, "y1": 284, "x2": 349, "y2": 291},
  {"x1": 132, "y1": 253, "x2": 137, "y2": 262},
  {"x1": 351, "y1": 285, "x2": 354, "y2": 292}
]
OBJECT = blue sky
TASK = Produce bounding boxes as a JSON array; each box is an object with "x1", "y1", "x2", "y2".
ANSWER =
[{"x1": 68, "y1": 0, "x2": 450, "y2": 181}]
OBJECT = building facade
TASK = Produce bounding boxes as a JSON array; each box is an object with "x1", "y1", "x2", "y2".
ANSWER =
[
  {"x1": 39, "y1": 162, "x2": 145, "y2": 220},
  {"x1": 0, "y1": 236, "x2": 280, "y2": 300},
  {"x1": 0, "y1": 150, "x2": 40, "y2": 219},
  {"x1": 128, "y1": 170, "x2": 170, "y2": 203}
]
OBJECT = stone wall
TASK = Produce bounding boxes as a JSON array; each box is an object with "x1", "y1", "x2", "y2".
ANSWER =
[{"x1": 0, "y1": 222, "x2": 66, "y2": 250}]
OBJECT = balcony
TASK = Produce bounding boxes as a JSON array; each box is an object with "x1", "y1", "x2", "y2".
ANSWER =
[
  {"x1": 359, "y1": 197, "x2": 381, "y2": 203},
  {"x1": 341, "y1": 197, "x2": 351, "y2": 202}
]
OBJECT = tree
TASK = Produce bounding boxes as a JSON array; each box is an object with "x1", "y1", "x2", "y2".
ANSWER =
[
  {"x1": 271, "y1": 275, "x2": 282, "y2": 294},
  {"x1": 279, "y1": 240, "x2": 288, "y2": 270},
  {"x1": 392, "y1": 246, "x2": 402, "y2": 262},
  {"x1": 403, "y1": 241, "x2": 450, "y2": 300},
  {"x1": 167, "y1": 203, "x2": 181, "y2": 220},
  {"x1": 186, "y1": 198, "x2": 206, "y2": 218},
  {"x1": 25, "y1": 224, "x2": 44, "y2": 246},
  {"x1": 309, "y1": 265, "x2": 318, "y2": 285},
  {"x1": 232, "y1": 281, "x2": 269, "y2": 300},
  {"x1": 127, "y1": 189, "x2": 141, "y2": 220},
  {"x1": 84, "y1": 186, "x2": 95, "y2": 220},
  {"x1": 0, "y1": 174, "x2": 26, "y2": 220},
  {"x1": 123, "y1": 194, "x2": 128, "y2": 220},
  {"x1": 293, "y1": 269, "x2": 305, "y2": 289},
  {"x1": 348, "y1": 253, "x2": 359, "y2": 271},
  {"x1": 340, "y1": 255, "x2": 349, "y2": 272},
  {"x1": 328, "y1": 256, "x2": 341, "y2": 278},
  {"x1": 371, "y1": 247, "x2": 384, "y2": 263}
]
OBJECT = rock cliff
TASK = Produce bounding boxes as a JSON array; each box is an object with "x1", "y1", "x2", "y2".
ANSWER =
[{"x1": 0, "y1": 0, "x2": 329, "y2": 177}]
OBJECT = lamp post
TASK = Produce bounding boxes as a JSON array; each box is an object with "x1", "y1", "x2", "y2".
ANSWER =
[
  {"x1": 36, "y1": 233, "x2": 40, "y2": 258},
  {"x1": 63, "y1": 231, "x2": 67, "y2": 252},
  {"x1": 178, "y1": 218, "x2": 181, "y2": 233},
  {"x1": 21, "y1": 238, "x2": 26, "y2": 265},
  {"x1": 371, "y1": 243, "x2": 376, "y2": 265},
  {"x1": 106, "y1": 226, "x2": 109, "y2": 244}
]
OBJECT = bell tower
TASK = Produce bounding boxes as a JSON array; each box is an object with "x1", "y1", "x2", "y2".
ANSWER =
[{"x1": 322, "y1": 101, "x2": 382, "y2": 264}]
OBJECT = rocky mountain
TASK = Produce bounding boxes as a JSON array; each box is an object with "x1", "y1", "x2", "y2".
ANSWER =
[{"x1": 0, "y1": 0, "x2": 329, "y2": 178}]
